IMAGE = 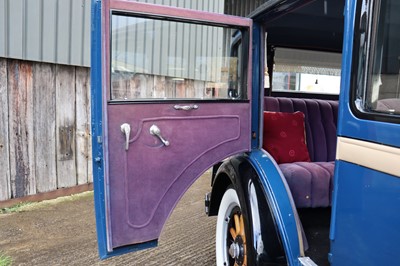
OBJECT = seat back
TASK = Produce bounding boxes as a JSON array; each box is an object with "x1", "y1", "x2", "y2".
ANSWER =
[{"x1": 264, "y1": 97, "x2": 338, "y2": 162}]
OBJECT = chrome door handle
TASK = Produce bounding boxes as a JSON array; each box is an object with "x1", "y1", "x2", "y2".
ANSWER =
[
  {"x1": 174, "y1": 104, "x2": 198, "y2": 111},
  {"x1": 150, "y1": 125, "x2": 170, "y2": 146},
  {"x1": 120, "y1": 123, "x2": 131, "y2": 150}
]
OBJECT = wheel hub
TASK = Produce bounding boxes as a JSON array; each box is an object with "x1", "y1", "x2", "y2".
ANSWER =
[
  {"x1": 227, "y1": 212, "x2": 247, "y2": 266},
  {"x1": 229, "y1": 235, "x2": 245, "y2": 265}
]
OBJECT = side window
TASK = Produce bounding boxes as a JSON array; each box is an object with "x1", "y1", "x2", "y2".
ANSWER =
[
  {"x1": 271, "y1": 48, "x2": 341, "y2": 94},
  {"x1": 354, "y1": 0, "x2": 400, "y2": 116},
  {"x1": 110, "y1": 14, "x2": 247, "y2": 101}
]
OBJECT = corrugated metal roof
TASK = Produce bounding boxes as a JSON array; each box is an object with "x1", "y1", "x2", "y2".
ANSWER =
[
  {"x1": 0, "y1": 0, "x2": 91, "y2": 67},
  {"x1": 0, "y1": 0, "x2": 261, "y2": 67}
]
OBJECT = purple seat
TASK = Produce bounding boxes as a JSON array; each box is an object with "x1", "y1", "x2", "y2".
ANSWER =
[{"x1": 264, "y1": 97, "x2": 338, "y2": 208}]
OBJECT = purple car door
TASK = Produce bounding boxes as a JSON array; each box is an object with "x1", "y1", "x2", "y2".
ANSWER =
[{"x1": 95, "y1": 0, "x2": 252, "y2": 255}]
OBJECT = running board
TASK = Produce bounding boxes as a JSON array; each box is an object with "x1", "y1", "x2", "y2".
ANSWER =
[{"x1": 298, "y1": 257, "x2": 318, "y2": 266}]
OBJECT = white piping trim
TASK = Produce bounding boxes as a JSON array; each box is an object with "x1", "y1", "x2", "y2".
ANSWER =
[{"x1": 336, "y1": 137, "x2": 400, "y2": 177}]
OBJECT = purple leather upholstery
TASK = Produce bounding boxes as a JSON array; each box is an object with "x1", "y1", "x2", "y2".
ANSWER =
[{"x1": 264, "y1": 97, "x2": 338, "y2": 208}]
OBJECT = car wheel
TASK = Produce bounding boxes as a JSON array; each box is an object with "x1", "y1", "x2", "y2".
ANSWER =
[{"x1": 216, "y1": 188, "x2": 248, "y2": 266}]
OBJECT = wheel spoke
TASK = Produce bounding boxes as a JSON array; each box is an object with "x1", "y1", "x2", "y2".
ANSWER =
[
  {"x1": 240, "y1": 214, "x2": 247, "y2": 266},
  {"x1": 230, "y1": 227, "x2": 237, "y2": 239},
  {"x1": 234, "y1": 213, "x2": 241, "y2": 235},
  {"x1": 239, "y1": 214, "x2": 245, "y2": 241}
]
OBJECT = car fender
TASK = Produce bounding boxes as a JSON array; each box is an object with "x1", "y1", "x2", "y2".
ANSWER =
[
  {"x1": 209, "y1": 149, "x2": 305, "y2": 265},
  {"x1": 247, "y1": 149, "x2": 305, "y2": 265}
]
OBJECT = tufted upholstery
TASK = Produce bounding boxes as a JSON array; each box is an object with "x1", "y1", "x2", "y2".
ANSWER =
[{"x1": 264, "y1": 97, "x2": 338, "y2": 208}]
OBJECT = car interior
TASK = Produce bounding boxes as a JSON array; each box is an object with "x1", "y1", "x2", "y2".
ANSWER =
[{"x1": 256, "y1": 1, "x2": 345, "y2": 264}]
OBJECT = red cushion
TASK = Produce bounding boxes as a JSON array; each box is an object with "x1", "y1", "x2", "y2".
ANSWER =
[{"x1": 263, "y1": 111, "x2": 311, "y2": 164}]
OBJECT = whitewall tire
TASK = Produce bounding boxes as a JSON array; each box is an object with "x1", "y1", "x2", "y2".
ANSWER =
[{"x1": 216, "y1": 188, "x2": 247, "y2": 266}]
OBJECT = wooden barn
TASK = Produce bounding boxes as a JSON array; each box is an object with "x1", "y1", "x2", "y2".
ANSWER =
[
  {"x1": 0, "y1": 0, "x2": 264, "y2": 206},
  {"x1": 0, "y1": 0, "x2": 91, "y2": 205}
]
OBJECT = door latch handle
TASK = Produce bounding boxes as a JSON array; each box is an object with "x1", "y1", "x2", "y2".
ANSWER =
[
  {"x1": 150, "y1": 124, "x2": 170, "y2": 146},
  {"x1": 174, "y1": 104, "x2": 199, "y2": 111},
  {"x1": 120, "y1": 123, "x2": 131, "y2": 150}
]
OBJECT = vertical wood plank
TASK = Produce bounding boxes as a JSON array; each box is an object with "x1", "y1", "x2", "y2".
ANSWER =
[
  {"x1": 194, "y1": 80, "x2": 205, "y2": 98},
  {"x1": 0, "y1": 58, "x2": 11, "y2": 201},
  {"x1": 56, "y1": 65, "x2": 77, "y2": 188},
  {"x1": 75, "y1": 67, "x2": 90, "y2": 185},
  {"x1": 33, "y1": 62, "x2": 57, "y2": 193},
  {"x1": 86, "y1": 68, "x2": 93, "y2": 183},
  {"x1": 185, "y1": 80, "x2": 195, "y2": 98},
  {"x1": 8, "y1": 60, "x2": 36, "y2": 198},
  {"x1": 128, "y1": 73, "x2": 149, "y2": 98},
  {"x1": 153, "y1": 75, "x2": 167, "y2": 98},
  {"x1": 111, "y1": 73, "x2": 125, "y2": 100}
]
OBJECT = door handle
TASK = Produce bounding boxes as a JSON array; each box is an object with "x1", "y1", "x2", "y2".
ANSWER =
[
  {"x1": 120, "y1": 123, "x2": 131, "y2": 150},
  {"x1": 150, "y1": 125, "x2": 170, "y2": 146},
  {"x1": 174, "y1": 104, "x2": 198, "y2": 111}
]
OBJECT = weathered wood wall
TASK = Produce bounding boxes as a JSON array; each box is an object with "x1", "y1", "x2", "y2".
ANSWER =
[{"x1": 0, "y1": 57, "x2": 92, "y2": 201}]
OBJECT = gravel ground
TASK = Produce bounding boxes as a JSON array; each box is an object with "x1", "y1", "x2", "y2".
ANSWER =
[{"x1": 0, "y1": 172, "x2": 217, "y2": 266}]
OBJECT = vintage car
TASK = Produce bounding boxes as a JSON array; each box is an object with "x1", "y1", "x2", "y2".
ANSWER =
[{"x1": 91, "y1": 0, "x2": 400, "y2": 265}]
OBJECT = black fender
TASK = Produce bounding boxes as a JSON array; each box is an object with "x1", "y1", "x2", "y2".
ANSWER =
[{"x1": 209, "y1": 155, "x2": 287, "y2": 265}]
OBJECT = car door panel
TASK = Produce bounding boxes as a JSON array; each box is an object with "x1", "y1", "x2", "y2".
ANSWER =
[
  {"x1": 107, "y1": 103, "x2": 250, "y2": 248},
  {"x1": 92, "y1": 0, "x2": 253, "y2": 257}
]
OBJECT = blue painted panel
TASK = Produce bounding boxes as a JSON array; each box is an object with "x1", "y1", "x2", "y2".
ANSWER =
[
  {"x1": 332, "y1": 1, "x2": 400, "y2": 264},
  {"x1": 91, "y1": 0, "x2": 108, "y2": 259},
  {"x1": 336, "y1": 0, "x2": 355, "y2": 138},
  {"x1": 330, "y1": 161, "x2": 400, "y2": 266},
  {"x1": 248, "y1": 149, "x2": 302, "y2": 266},
  {"x1": 338, "y1": 68, "x2": 400, "y2": 147},
  {"x1": 339, "y1": 106, "x2": 400, "y2": 148},
  {"x1": 251, "y1": 23, "x2": 263, "y2": 149},
  {"x1": 338, "y1": 0, "x2": 400, "y2": 148}
]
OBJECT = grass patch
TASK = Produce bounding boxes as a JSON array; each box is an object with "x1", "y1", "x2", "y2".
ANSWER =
[
  {"x1": 0, "y1": 191, "x2": 94, "y2": 214},
  {"x1": 0, "y1": 253, "x2": 12, "y2": 266},
  {"x1": 0, "y1": 202, "x2": 33, "y2": 214}
]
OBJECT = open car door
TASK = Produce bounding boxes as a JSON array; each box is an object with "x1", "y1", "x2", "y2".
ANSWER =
[{"x1": 91, "y1": 0, "x2": 252, "y2": 258}]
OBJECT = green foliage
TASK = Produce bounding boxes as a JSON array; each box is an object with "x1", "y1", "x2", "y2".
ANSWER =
[
  {"x1": 0, "y1": 202, "x2": 32, "y2": 214},
  {"x1": 0, "y1": 253, "x2": 12, "y2": 266}
]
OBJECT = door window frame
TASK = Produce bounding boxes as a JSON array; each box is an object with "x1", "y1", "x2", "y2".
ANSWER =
[
  {"x1": 109, "y1": 12, "x2": 250, "y2": 102},
  {"x1": 350, "y1": 0, "x2": 400, "y2": 124},
  {"x1": 103, "y1": 0, "x2": 253, "y2": 103}
]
